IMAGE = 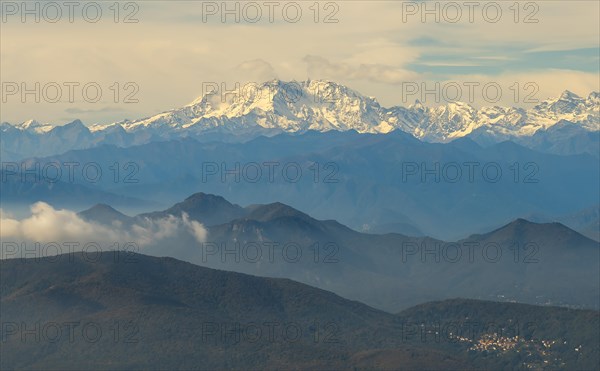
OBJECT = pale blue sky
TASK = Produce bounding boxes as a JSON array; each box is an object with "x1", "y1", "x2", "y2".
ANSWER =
[{"x1": 1, "y1": 1, "x2": 598, "y2": 124}]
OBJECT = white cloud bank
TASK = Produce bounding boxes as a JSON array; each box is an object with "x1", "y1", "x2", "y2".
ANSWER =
[{"x1": 0, "y1": 202, "x2": 207, "y2": 259}]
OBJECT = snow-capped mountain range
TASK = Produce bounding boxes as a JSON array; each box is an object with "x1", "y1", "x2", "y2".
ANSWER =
[{"x1": 2, "y1": 80, "x2": 598, "y2": 160}]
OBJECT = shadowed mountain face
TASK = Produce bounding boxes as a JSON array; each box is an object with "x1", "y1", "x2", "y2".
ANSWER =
[
  {"x1": 79, "y1": 203, "x2": 135, "y2": 227},
  {"x1": 138, "y1": 192, "x2": 246, "y2": 226},
  {"x1": 518, "y1": 120, "x2": 600, "y2": 158},
  {"x1": 77, "y1": 193, "x2": 600, "y2": 312},
  {"x1": 524, "y1": 205, "x2": 600, "y2": 242},
  {"x1": 1, "y1": 253, "x2": 597, "y2": 370}
]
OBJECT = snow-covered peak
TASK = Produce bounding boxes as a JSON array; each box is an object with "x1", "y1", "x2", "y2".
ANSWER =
[
  {"x1": 586, "y1": 91, "x2": 599, "y2": 105},
  {"x1": 536, "y1": 90, "x2": 584, "y2": 109},
  {"x1": 111, "y1": 82, "x2": 600, "y2": 140},
  {"x1": 15, "y1": 119, "x2": 54, "y2": 133},
  {"x1": 559, "y1": 90, "x2": 582, "y2": 101},
  {"x1": 409, "y1": 99, "x2": 424, "y2": 110},
  {"x1": 121, "y1": 79, "x2": 389, "y2": 134},
  {"x1": 4, "y1": 81, "x2": 598, "y2": 144},
  {"x1": 19, "y1": 119, "x2": 41, "y2": 129}
]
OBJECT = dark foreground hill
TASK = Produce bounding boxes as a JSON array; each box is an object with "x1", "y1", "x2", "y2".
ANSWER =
[
  {"x1": 397, "y1": 299, "x2": 600, "y2": 370},
  {"x1": 1, "y1": 253, "x2": 598, "y2": 370}
]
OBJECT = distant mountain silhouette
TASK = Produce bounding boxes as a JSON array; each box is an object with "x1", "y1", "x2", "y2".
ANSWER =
[
  {"x1": 137, "y1": 192, "x2": 246, "y2": 226},
  {"x1": 22, "y1": 130, "x2": 598, "y2": 240},
  {"x1": 79, "y1": 203, "x2": 135, "y2": 227},
  {"x1": 1, "y1": 170, "x2": 151, "y2": 210},
  {"x1": 77, "y1": 193, "x2": 600, "y2": 312},
  {"x1": 524, "y1": 205, "x2": 600, "y2": 242}
]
